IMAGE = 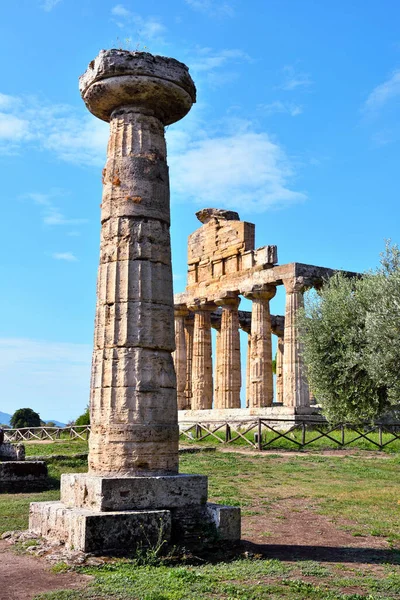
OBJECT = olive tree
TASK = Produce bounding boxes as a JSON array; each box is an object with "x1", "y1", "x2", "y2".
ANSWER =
[{"x1": 298, "y1": 243, "x2": 400, "y2": 422}]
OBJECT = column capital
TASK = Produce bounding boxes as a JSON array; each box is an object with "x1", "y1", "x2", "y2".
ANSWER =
[
  {"x1": 214, "y1": 292, "x2": 241, "y2": 309},
  {"x1": 244, "y1": 285, "x2": 276, "y2": 302},
  {"x1": 187, "y1": 299, "x2": 216, "y2": 312},
  {"x1": 283, "y1": 278, "x2": 306, "y2": 294},
  {"x1": 174, "y1": 304, "x2": 189, "y2": 318}
]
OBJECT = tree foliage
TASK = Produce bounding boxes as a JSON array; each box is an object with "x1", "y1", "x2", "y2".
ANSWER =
[
  {"x1": 298, "y1": 242, "x2": 400, "y2": 422},
  {"x1": 75, "y1": 406, "x2": 90, "y2": 426},
  {"x1": 10, "y1": 407, "x2": 41, "y2": 429}
]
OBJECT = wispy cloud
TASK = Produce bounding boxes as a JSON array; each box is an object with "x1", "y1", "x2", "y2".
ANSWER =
[
  {"x1": 0, "y1": 338, "x2": 91, "y2": 422},
  {"x1": 167, "y1": 119, "x2": 306, "y2": 213},
  {"x1": 280, "y1": 65, "x2": 312, "y2": 91},
  {"x1": 52, "y1": 252, "x2": 78, "y2": 262},
  {"x1": 111, "y1": 4, "x2": 166, "y2": 42},
  {"x1": 185, "y1": 0, "x2": 235, "y2": 18},
  {"x1": 23, "y1": 191, "x2": 87, "y2": 226},
  {"x1": 41, "y1": 0, "x2": 62, "y2": 11},
  {"x1": 0, "y1": 93, "x2": 108, "y2": 166},
  {"x1": 189, "y1": 47, "x2": 250, "y2": 72},
  {"x1": 364, "y1": 70, "x2": 400, "y2": 114},
  {"x1": 258, "y1": 101, "x2": 303, "y2": 117}
]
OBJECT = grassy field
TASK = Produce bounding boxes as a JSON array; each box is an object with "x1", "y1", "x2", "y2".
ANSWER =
[{"x1": 1, "y1": 441, "x2": 400, "y2": 599}]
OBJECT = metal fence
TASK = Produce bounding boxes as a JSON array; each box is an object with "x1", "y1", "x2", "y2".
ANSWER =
[{"x1": 3, "y1": 420, "x2": 400, "y2": 451}]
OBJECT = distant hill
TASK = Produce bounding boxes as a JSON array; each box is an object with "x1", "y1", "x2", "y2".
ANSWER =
[
  {"x1": 0, "y1": 412, "x2": 11, "y2": 426},
  {"x1": 44, "y1": 420, "x2": 66, "y2": 427}
]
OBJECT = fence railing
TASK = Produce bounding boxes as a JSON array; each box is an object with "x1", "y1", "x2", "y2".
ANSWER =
[
  {"x1": 178, "y1": 419, "x2": 400, "y2": 451},
  {"x1": 4, "y1": 425, "x2": 90, "y2": 442},
  {"x1": 3, "y1": 420, "x2": 400, "y2": 451}
]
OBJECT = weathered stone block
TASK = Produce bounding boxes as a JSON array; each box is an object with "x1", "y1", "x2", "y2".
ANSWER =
[
  {"x1": 0, "y1": 461, "x2": 48, "y2": 493},
  {"x1": 206, "y1": 503, "x2": 241, "y2": 541},
  {"x1": 60, "y1": 473, "x2": 208, "y2": 511},
  {"x1": 29, "y1": 501, "x2": 171, "y2": 553}
]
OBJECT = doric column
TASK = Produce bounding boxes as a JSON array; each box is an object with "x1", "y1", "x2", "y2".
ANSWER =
[
  {"x1": 283, "y1": 279, "x2": 310, "y2": 407},
  {"x1": 214, "y1": 294, "x2": 241, "y2": 409},
  {"x1": 173, "y1": 305, "x2": 189, "y2": 410},
  {"x1": 210, "y1": 315, "x2": 221, "y2": 409},
  {"x1": 184, "y1": 313, "x2": 194, "y2": 408},
  {"x1": 82, "y1": 51, "x2": 196, "y2": 475},
  {"x1": 190, "y1": 303, "x2": 215, "y2": 410},
  {"x1": 275, "y1": 335, "x2": 284, "y2": 404},
  {"x1": 245, "y1": 286, "x2": 276, "y2": 408}
]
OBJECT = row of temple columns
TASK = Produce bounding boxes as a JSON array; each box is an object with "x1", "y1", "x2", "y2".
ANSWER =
[{"x1": 173, "y1": 281, "x2": 310, "y2": 411}]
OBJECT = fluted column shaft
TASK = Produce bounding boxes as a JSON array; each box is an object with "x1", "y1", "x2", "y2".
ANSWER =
[
  {"x1": 184, "y1": 314, "x2": 194, "y2": 408},
  {"x1": 215, "y1": 295, "x2": 241, "y2": 409},
  {"x1": 90, "y1": 109, "x2": 178, "y2": 475},
  {"x1": 211, "y1": 320, "x2": 221, "y2": 409},
  {"x1": 283, "y1": 280, "x2": 310, "y2": 407},
  {"x1": 276, "y1": 336, "x2": 284, "y2": 404},
  {"x1": 173, "y1": 306, "x2": 189, "y2": 410},
  {"x1": 191, "y1": 305, "x2": 214, "y2": 410},
  {"x1": 246, "y1": 286, "x2": 276, "y2": 408}
]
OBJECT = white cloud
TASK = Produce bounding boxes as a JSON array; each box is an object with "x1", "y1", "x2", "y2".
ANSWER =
[
  {"x1": 189, "y1": 47, "x2": 250, "y2": 72},
  {"x1": 41, "y1": 0, "x2": 62, "y2": 11},
  {"x1": 185, "y1": 0, "x2": 235, "y2": 17},
  {"x1": 0, "y1": 93, "x2": 108, "y2": 166},
  {"x1": 0, "y1": 93, "x2": 20, "y2": 110},
  {"x1": 364, "y1": 70, "x2": 400, "y2": 114},
  {"x1": 258, "y1": 101, "x2": 303, "y2": 117},
  {"x1": 111, "y1": 4, "x2": 166, "y2": 42},
  {"x1": 23, "y1": 191, "x2": 87, "y2": 227},
  {"x1": 167, "y1": 123, "x2": 306, "y2": 213},
  {"x1": 280, "y1": 65, "x2": 312, "y2": 91},
  {"x1": 53, "y1": 252, "x2": 78, "y2": 262},
  {"x1": 0, "y1": 338, "x2": 91, "y2": 422}
]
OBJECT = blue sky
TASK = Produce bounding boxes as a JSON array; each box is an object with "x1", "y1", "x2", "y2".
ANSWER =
[{"x1": 0, "y1": 0, "x2": 399, "y2": 422}]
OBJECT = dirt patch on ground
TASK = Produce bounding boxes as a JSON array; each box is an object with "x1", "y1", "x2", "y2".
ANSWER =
[{"x1": 0, "y1": 540, "x2": 91, "y2": 600}]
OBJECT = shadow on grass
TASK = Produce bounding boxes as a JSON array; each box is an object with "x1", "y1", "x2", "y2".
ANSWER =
[{"x1": 242, "y1": 539, "x2": 400, "y2": 565}]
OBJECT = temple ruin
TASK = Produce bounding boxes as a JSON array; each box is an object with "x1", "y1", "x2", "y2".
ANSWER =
[
  {"x1": 0, "y1": 429, "x2": 47, "y2": 492},
  {"x1": 174, "y1": 208, "x2": 356, "y2": 422}
]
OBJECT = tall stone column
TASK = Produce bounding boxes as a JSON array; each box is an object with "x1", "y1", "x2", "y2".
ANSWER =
[
  {"x1": 275, "y1": 335, "x2": 284, "y2": 404},
  {"x1": 283, "y1": 279, "x2": 310, "y2": 407},
  {"x1": 173, "y1": 305, "x2": 189, "y2": 410},
  {"x1": 214, "y1": 294, "x2": 241, "y2": 409},
  {"x1": 245, "y1": 286, "x2": 276, "y2": 408},
  {"x1": 211, "y1": 316, "x2": 222, "y2": 409},
  {"x1": 29, "y1": 50, "x2": 240, "y2": 553},
  {"x1": 190, "y1": 303, "x2": 214, "y2": 410},
  {"x1": 184, "y1": 313, "x2": 194, "y2": 408}
]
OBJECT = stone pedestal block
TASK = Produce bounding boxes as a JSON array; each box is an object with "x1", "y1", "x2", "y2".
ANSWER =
[
  {"x1": 0, "y1": 461, "x2": 48, "y2": 493},
  {"x1": 60, "y1": 473, "x2": 208, "y2": 511},
  {"x1": 29, "y1": 500, "x2": 240, "y2": 553}
]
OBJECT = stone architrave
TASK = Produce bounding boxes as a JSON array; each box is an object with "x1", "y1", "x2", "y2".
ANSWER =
[
  {"x1": 245, "y1": 286, "x2": 276, "y2": 408},
  {"x1": 29, "y1": 50, "x2": 240, "y2": 553},
  {"x1": 190, "y1": 302, "x2": 215, "y2": 410},
  {"x1": 283, "y1": 279, "x2": 310, "y2": 407},
  {"x1": 214, "y1": 294, "x2": 241, "y2": 409},
  {"x1": 275, "y1": 336, "x2": 284, "y2": 404},
  {"x1": 184, "y1": 313, "x2": 194, "y2": 408},
  {"x1": 173, "y1": 305, "x2": 189, "y2": 410}
]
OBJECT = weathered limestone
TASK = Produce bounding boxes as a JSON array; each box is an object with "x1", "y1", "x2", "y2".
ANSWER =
[
  {"x1": 29, "y1": 51, "x2": 240, "y2": 553},
  {"x1": 283, "y1": 279, "x2": 310, "y2": 408},
  {"x1": 0, "y1": 432, "x2": 47, "y2": 493},
  {"x1": 214, "y1": 294, "x2": 241, "y2": 409},
  {"x1": 184, "y1": 313, "x2": 194, "y2": 408},
  {"x1": 190, "y1": 302, "x2": 214, "y2": 410},
  {"x1": 173, "y1": 305, "x2": 189, "y2": 410},
  {"x1": 245, "y1": 286, "x2": 276, "y2": 408},
  {"x1": 276, "y1": 336, "x2": 284, "y2": 405}
]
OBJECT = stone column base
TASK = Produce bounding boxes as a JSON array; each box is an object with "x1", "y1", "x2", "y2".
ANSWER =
[
  {"x1": 29, "y1": 500, "x2": 240, "y2": 553},
  {"x1": 0, "y1": 461, "x2": 48, "y2": 493}
]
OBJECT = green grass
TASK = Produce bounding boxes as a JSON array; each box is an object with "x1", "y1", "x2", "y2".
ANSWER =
[{"x1": 1, "y1": 443, "x2": 400, "y2": 599}]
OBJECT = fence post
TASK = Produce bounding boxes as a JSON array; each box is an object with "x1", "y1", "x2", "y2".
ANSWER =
[
  {"x1": 195, "y1": 424, "x2": 201, "y2": 439},
  {"x1": 341, "y1": 424, "x2": 345, "y2": 446},
  {"x1": 225, "y1": 424, "x2": 231, "y2": 442},
  {"x1": 301, "y1": 422, "x2": 306, "y2": 447},
  {"x1": 257, "y1": 419, "x2": 262, "y2": 451},
  {"x1": 379, "y1": 425, "x2": 383, "y2": 449}
]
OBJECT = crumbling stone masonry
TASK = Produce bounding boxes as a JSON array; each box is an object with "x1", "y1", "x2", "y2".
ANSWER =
[
  {"x1": 29, "y1": 50, "x2": 240, "y2": 554},
  {"x1": 0, "y1": 430, "x2": 47, "y2": 493},
  {"x1": 174, "y1": 209, "x2": 356, "y2": 421}
]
